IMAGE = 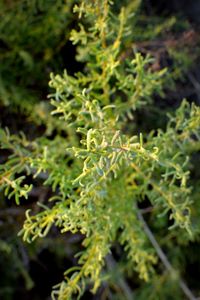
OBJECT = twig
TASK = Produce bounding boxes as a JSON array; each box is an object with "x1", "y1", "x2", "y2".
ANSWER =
[
  {"x1": 105, "y1": 254, "x2": 134, "y2": 300},
  {"x1": 137, "y1": 209, "x2": 197, "y2": 300},
  {"x1": 140, "y1": 206, "x2": 154, "y2": 214},
  {"x1": 187, "y1": 73, "x2": 200, "y2": 104}
]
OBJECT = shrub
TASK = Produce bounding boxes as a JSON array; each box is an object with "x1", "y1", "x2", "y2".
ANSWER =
[{"x1": 0, "y1": 1, "x2": 200, "y2": 299}]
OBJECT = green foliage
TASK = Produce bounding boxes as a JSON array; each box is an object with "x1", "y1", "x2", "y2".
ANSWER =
[
  {"x1": 0, "y1": 0, "x2": 200, "y2": 299},
  {"x1": 0, "y1": 0, "x2": 75, "y2": 133}
]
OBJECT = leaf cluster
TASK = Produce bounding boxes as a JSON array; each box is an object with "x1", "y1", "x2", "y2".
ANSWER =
[{"x1": 0, "y1": 1, "x2": 200, "y2": 299}]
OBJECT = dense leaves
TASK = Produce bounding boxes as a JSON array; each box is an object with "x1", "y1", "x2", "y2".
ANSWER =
[{"x1": 0, "y1": 1, "x2": 200, "y2": 299}]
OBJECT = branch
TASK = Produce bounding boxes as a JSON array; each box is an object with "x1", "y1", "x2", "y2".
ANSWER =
[
  {"x1": 105, "y1": 254, "x2": 134, "y2": 300},
  {"x1": 137, "y1": 209, "x2": 197, "y2": 300}
]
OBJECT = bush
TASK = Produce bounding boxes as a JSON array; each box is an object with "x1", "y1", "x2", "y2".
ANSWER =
[{"x1": 0, "y1": 1, "x2": 200, "y2": 299}]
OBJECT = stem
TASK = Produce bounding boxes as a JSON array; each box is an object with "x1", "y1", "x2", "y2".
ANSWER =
[
  {"x1": 137, "y1": 209, "x2": 197, "y2": 300},
  {"x1": 105, "y1": 254, "x2": 134, "y2": 300}
]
